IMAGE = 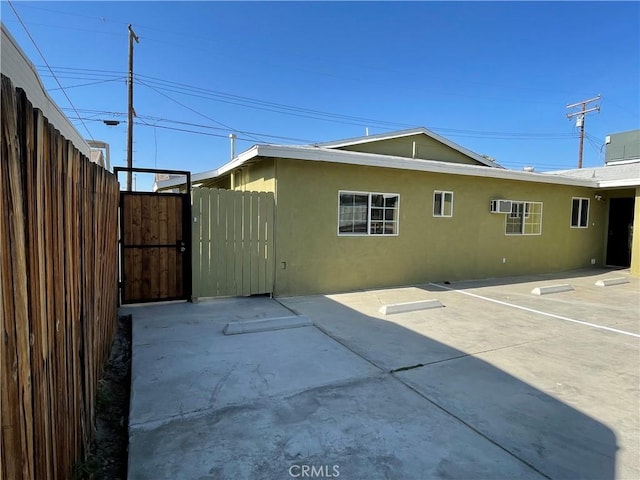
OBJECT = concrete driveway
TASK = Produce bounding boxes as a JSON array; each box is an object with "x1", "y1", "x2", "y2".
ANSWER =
[{"x1": 125, "y1": 269, "x2": 639, "y2": 479}]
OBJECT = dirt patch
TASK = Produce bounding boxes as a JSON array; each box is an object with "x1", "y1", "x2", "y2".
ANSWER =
[{"x1": 74, "y1": 314, "x2": 131, "y2": 480}]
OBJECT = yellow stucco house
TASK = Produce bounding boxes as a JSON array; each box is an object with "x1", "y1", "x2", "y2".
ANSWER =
[{"x1": 158, "y1": 128, "x2": 639, "y2": 297}]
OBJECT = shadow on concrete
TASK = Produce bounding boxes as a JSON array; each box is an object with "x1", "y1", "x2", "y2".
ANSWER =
[
  {"x1": 415, "y1": 267, "x2": 629, "y2": 293},
  {"x1": 281, "y1": 293, "x2": 620, "y2": 480},
  {"x1": 125, "y1": 290, "x2": 624, "y2": 479}
]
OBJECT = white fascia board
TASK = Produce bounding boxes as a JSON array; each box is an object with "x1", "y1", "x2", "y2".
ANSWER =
[
  {"x1": 1, "y1": 25, "x2": 91, "y2": 157},
  {"x1": 154, "y1": 146, "x2": 261, "y2": 190},
  {"x1": 254, "y1": 145, "x2": 596, "y2": 187},
  {"x1": 596, "y1": 178, "x2": 640, "y2": 188},
  {"x1": 154, "y1": 168, "x2": 219, "y2": 190},
  {"x1": 605, "y1": 158, "x2": 640, "y2": 166},
  {"x1": 168, "y1": 143, "x2": 598, "y2": 190},
  {"x1": 415, "y1": 128, "x2": 503, "y2": 168},
  {"x1": 216, "y1": 145, "x2": 260, "y2": 176}
]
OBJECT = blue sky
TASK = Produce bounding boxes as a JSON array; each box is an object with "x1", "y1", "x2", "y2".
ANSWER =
[{"x1": 2, "y1": 1, "x2": 639, "y2": 189}]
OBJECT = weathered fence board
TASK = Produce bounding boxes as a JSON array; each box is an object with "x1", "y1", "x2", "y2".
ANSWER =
[
  {"x1": 1, "y1": 74, "x2": 119, "y2": 479},
  {"x1": 192, "y1": 188, "x2": 275, "y2": 298}
]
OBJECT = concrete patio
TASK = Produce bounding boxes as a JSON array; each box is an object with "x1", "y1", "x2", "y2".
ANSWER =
[{"x1": 124, "y1": 269, "x2": 639, "y2": 479}]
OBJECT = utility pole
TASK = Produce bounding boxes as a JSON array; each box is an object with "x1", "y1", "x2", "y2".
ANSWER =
[
  {"x1": 566, "y1": 95, "x2": 600, "y2": 169},
  {"x1": 127, "y1": 24, "x2": 139, "y2": 191}
]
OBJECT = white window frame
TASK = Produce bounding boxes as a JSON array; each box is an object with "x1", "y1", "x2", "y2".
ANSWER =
[
  {"x1": 433, "y1": 190, "x2": 454, "y2": 217},
  {"x1": 337, "y1": 190, "x2": 400, "y2": 236},
  {"x1": 505, "y1": 201, "x2": 543, "y2": 236},
  {"x1": 570, "y1": 197, "x2": 590, "y2": 228}
]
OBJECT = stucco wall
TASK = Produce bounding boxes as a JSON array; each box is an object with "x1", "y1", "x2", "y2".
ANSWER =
[
  {"x1": 232, "y1": 158, "x2": 276, "y2": 192},
  {"x1": 273, "y1": 158, "x2": 607, "y2": 296},
  {"x1": 631, "y1": 187, "x2": 640, "y2": 276},
  {"x1": 336, "y1": 134, "x2": 482, "y2": 165}
]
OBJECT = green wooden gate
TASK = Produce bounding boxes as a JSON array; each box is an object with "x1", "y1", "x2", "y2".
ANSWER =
[{"x1": 191, "y1": 188, "x2": 275, "y2": 298}]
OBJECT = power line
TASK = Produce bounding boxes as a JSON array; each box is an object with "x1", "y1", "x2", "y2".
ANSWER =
[
  {"x1": 2, "y1": 18, "x2": 125, "y2": 38},
  {"x1": 37, "y1": 65, "x2": 128, "y2": 76},
  {"x1": 7, "y1": 3, "x2": 131, "y2": 25},
  {"x1": 49, "y1": 77, "x2": 126, "y2": 91},
  {"x1": 17, "y1": 4, "x2": 610, "y2": 105},
  {"x1": 62, "y1": 107, "x2": 579, "y2": 142},
  {"x1": 135, "y1": 73, "x2": 416, "y2": 129},
  {"x1": 584, "y1": 132, "x2": 605, "y2": 163},
  {"x1": 39, "y1": 65, "x2": 587, "y2": 140},
  {"x1": 136, "y1": 78, "x2": 267, "y2": 143},
  {"x1": 67, "y1": 116, "x2": 582, "y2": 171},
  {"x1": 66, "y1": 114, "x2": 319, "y2": 143},
  {"x1": 62, "y1": 107, "x2": 579, "y2": 144},
  {"x1": 6, "y1": 0, "x2": 94, "y2": 141}
]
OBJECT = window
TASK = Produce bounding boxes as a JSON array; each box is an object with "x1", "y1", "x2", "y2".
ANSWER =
[
  {"x1": 505, "y1": 201, "x2": 542, "y2": 235},
  {"x1": 433, "y1": 191, "x2": 453, "y2": 217},
  {"x1": 571, "y1": 198, "x2": 589, "y2": 228},
  {"x1": 338, "y1": 191, "x2": 399, "y2": 235}
]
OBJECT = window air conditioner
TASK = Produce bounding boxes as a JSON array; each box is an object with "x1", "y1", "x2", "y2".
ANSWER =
[{"x1": 490, "y1": 199, "x2": 512, "y2": 213}]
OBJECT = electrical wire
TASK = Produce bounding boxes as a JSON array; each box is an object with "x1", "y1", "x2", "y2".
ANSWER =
[
  {"x1": 584, "y1": 132, "x2": 605, "y2": 163},
  {"x1": 136, "y1": 78, "x2": 267, "y2": 143},
  {"x1": 49, "y1": 77, "x2": 126, "y2": 91},
  {"x1": 7, "y1": 3, "x2": 130, "y2": 25},
  {"x1": 135, "y1": 73, "x2": 416, "y2": 129},
  {"x1": 37, "y1": 65, "x2": 128, "y2": 76},
  {"x1": 65, "y1": 114, "x2": 318, "y2": 143},
  {"x1": 64, "y1": 114, "x2": 584, "y2": 171},
  {"x1": 6, "y1": 0, "x2": 94, "y2": 141},
  {"x1": 41, "y1": 65, "x2": 583, "y2": 141}
]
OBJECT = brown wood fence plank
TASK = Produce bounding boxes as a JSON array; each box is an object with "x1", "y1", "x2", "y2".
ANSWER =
[
  {"x1": 1, "y1": 73, "x2": 27, "y2": 480},
  {"x1": 15, "y1": 88, "x2": 35, "y2": 480},
  {"x1": 1, "y1": 74, "x2": 119, "y2": 480},
  {"x1": 158, "y1": 197, "x2": 170, "y2": 297},
  {"x1": 33, "y1": 109, "x2": 54, "y2": 480}
]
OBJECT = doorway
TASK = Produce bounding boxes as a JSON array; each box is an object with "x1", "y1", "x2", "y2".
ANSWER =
[{"x1": 606, "y1": 197, "x2": 634, "y2": 267}]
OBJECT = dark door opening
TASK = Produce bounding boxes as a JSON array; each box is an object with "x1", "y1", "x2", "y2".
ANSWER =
[{"x1": 606, "y1": 197, "x2": 634, "y2": 267}]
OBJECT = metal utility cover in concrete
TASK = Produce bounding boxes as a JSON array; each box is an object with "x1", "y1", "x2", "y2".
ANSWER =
[
  {"x1": 379, "y1": 299, "x2": 444, "y2": 315},
  {"x1": 595, "y1": 277, "x2": 630, "y2": 287},
  {"x1": 531, "y1": 284, "x2": 574, "y2": 295},
  {"x1": 223, "y1": 315, "x2": 312, "y2": 335}
]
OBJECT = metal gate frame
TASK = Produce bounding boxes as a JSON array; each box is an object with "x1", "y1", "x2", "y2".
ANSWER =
[{"x1": 114, "y1": 167, "x2": 191, "y2": 304}]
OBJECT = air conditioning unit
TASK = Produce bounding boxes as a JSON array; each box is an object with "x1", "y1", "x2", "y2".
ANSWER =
[{"x1": 490, "y1": 199, "x2": 512, "y2": 213}]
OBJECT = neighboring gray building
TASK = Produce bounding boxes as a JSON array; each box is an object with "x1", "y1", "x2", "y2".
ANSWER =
[{"x1": 605, "y1": 129, "x2": 640, "y2": 164}]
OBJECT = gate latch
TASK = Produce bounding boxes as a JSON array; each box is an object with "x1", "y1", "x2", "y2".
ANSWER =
[{"x1": 177, "y1": 240, "x2": 186, "y2": 253}]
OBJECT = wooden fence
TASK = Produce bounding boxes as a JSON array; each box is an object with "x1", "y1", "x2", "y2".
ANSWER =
[
  {"x1": 192, "y1": 188, "x2": 275, "y2": 298},
  {"x1": 1, "y1": 74, "x2": 119, "y2": 479}
]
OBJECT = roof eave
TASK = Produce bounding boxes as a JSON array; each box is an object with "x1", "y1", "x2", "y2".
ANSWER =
[
  {"x1": 159, "y1": 144, "x2": 602, "y2": 191},
  {"x1": 253, "y1": 145, "x2": 595, "y2": 187},
  {"x1": 154, "y1": 145, "x2": 261, "y2": 190},
  {"x1": 597, "y1": 178, "x2": 640, "y2": 189},
  {"x1": 313, "y1": 127, "x2": 502, "y2": 169}
]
